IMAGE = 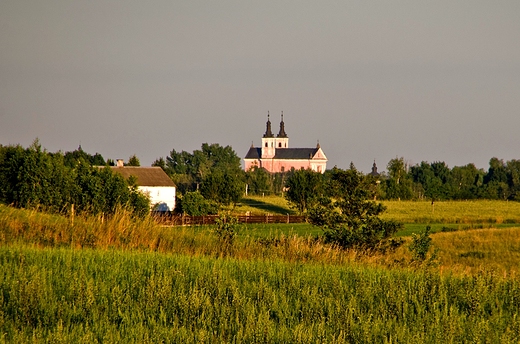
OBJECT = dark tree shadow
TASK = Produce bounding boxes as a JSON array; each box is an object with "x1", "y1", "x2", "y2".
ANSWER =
[{"x1": 241, "y1": 198, "x2": 296, "y2": 215}]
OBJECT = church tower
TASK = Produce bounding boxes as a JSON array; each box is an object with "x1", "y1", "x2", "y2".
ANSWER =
[
  {"x1": 261, "y1": 112, "x2": 276, "y2": 158},
  {"x1": 276, "y1": 111, "x2": 289, "y2": 149}
]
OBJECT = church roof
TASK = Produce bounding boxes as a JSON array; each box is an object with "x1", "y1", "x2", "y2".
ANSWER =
[
  {"x1": 274, "y1": 148, "x2": 320, "y2": 159},
  {"x1": 244, "y1": 147, "x2": 324, "y2": 160},
  {"x1": 245, "y1": 147, "x2": 262, "y2": 159}
]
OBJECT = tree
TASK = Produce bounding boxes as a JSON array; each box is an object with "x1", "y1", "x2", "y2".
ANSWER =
[
  {"x1": 245, "y1": 166, "x2": 273, "y2": 195},
  {"x1": 482, "y1": 157, "x2": 510, "y2": 200},
  {"x1": 384, "y1": 157, "x2": 413, "y2": 200},
  {"x1": 309, "y1": 166, "x2": 403, "y2": 250},
  {"x1": 64, "y1": 145, "x2": 106, "y2": 167},
  {"x1": 0, "y1": 141, "x2": 148, "y2": 216},
  {"x1": 160, "y1": 143, "x2": 242, "y2": 194},
  {"x1": 284, "y1": 168, "x2": 324, "y2": 214},
  {"x1": 450, "y1": 164, "x2": 483, "y2": 199},
  {"x1": 200, "y1": 168, "x2": 244, "y2": 207},
  {"x1": 126, "y1": 154, "x2": 140, "y2": 166},
  {"x1": 179, "y1": 191, "x2": 218, "y2": 215}
]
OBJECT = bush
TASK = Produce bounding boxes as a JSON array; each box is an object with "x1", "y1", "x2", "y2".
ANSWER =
[
  {"x1": 409, "y1": 226, "x2": 438, "y2": 264},
  {"x1": 309, "y1": 167, "x2": 403, "y2": 251}
]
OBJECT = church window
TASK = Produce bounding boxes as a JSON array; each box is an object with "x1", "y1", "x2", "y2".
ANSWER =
[
  {"x1": 265, "y1": 142, "x2": 268, "y2": 147},
  {"x1": 278, "y1": 142, "x2": 282, "y2": 147}
]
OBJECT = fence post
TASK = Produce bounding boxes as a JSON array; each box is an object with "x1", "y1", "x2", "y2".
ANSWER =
[{"x1": 71, "y1": 204, "x2": 74, "y2": 226}]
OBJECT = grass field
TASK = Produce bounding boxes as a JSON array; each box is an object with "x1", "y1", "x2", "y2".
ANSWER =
[
  {"x1": 1, "y1": 246, "x2": 519, "y2": 343},
  {"x1": 238, "y1": 196, "x2": 520, "y2": 224},
  {"x1": 2, "y1": 201, "x2": 520, "y2": 342}
]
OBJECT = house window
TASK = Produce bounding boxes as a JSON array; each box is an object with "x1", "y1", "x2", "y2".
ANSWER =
[{"x1": 281, "y1": 166, "x2": 285, "y2": 172}]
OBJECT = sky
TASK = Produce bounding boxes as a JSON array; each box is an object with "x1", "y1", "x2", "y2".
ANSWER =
[{"x1": 1, "y1": 1, "x2": 519, "y2": 173}]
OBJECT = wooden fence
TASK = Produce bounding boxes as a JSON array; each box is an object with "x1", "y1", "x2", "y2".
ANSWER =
[{"x1": 151, "y1": 213, "x2": 306, "y2": 226}]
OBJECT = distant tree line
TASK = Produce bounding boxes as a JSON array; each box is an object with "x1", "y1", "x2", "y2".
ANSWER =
[
  {"x1": 0, "y1": 141, "x2": 149, "y2": 216},
  {"x1": 380, "y1": 157, "x2": 520, "y2": 201}
]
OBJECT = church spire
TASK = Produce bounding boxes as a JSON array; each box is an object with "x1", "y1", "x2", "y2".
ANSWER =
[
  {"x1": 370, "y1": 160, "x2": 380, "y2": 177},
  {"x1": 277, "y1": 111, "x2": 288, "y2": 138},
  {"x1": 263, "y1": 111, "x2": 274, "y2": 138}
]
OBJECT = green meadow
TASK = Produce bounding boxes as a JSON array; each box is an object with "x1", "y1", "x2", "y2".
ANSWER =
[{"x1": 1, "y1": 200, "x2": 520, "y2": 342}]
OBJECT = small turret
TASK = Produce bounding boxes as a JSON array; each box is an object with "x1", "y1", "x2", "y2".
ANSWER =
[
  {"x1": 277, "y1": 111, "x2": 288, "y2": 138},
  {"x1": 370, "y1": 160, "x2": 380, "y2": 177},
  {"x1": 263, "y1": 111, "x2": 274, "y2": 138}
]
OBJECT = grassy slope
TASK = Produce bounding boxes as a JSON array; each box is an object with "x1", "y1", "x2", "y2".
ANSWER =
[
  {"x1": 239, "y1": 196, "x2": 520, "y2": 223},
  {"x1": 1, "y1": 203, "x2": 520, "y2": 341}
]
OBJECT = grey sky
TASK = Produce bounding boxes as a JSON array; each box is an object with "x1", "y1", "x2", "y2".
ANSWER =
[{"x1": 1, "y1": 1, "x2": 519, "y2": 172}]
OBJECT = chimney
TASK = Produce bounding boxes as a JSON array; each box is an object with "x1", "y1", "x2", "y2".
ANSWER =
[{"x1": 116, "y1": 159, "x2": 124, "y2": 167}]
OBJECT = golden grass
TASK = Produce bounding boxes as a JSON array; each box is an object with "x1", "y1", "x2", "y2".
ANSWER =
[
  {"x1": 2, "y1": 204, "x2": 520, "y2": 277},
  {"x1": 380, "y1": 200, "x2": 520, "y2": 224},
  {"x1": 432, "y1": 227, "x2": 520, "y2": 277},
  {"x1": 235, "y1": 197, "x2": 520, "y2": 224}
]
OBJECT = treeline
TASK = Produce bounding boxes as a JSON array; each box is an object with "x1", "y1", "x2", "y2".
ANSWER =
[
  {"x1": 380, "y1": 157, "x2": 520, "y2": 201},
  {"x1": 0, "y1": 140, "x2": 149, "y2": 216}
]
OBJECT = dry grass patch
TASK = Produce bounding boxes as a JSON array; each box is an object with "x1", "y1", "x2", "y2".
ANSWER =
[{"x1": 432, "y1": 227, "x2": 520, "y2": 276}]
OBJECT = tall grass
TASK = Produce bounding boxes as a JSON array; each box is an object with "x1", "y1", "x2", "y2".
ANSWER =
[
  {"x1": 2, "y1": 204, "x2": 520, "y2": 275},
  {"x1": 0, "y1": 246, "x2": 519, "y2": 343},
  {"x1": 433, "y1": 227, "x2": 520, "y2": 276}
]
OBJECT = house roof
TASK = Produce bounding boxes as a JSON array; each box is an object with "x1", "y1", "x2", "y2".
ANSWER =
[
  {"x1": 244, "y1": 147, "x2": 325, "y2": 160},
  {"x1": 110, "y1": 167, "x2": 176, "y2": 187}
]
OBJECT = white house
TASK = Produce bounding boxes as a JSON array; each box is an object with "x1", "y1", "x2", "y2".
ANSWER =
[{"x1": 110, "y1": 161, "x2": 176, "y2": 211}]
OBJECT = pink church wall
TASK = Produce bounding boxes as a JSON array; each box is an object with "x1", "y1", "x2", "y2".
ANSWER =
[{"x1": 244, "y1": 158, "x2": 326, "y2": 173}]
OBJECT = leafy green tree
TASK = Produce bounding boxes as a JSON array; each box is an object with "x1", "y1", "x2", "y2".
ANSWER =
[
  {"x1": 482, "y1": 158, "x2": 510, "y2": 199},
  {"x1": 450, "y1": 164, "x2": 483, "y2": 199},
  {"x1": 201, "y1": 168, "x2": 244, "y2": 207},
  {"x1": 506, "y1": 159, "x2": 520, "y2": 200},
  {"x1": 126, "y1": 154, "x2": 140, "y2": 166},
  {"x1": 0, "y1": 141, "x2": 148, "y2": 216},
  {"x1": 159, "y1": 143, "x2": 242, "y2": 194},
  {"x1": 284, "y1": 168, "x2": 324, "y2": 214},
  {"x1": 245, "y1": 166, "x2": 273, "y2": 195},
  {"x1": 384, "y1": 157, "x2": 413, "y2": 200},
  {"x1": 178, "y1": 191, "x2": 218, "y2": 215},
  {"x1": 309, "y1": 166, "x2": 403, "y2": 250},
  {"x1": 410, "y1": 162, "x2": 445, "y2": 200},
  {"x1": 64, "y1": 145, "x2": 105, "y2": 167},
  {"x1": 151, "y1": 157, "x2": 166, "y2": 170}
]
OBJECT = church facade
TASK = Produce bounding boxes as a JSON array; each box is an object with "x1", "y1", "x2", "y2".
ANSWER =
[{"x1": 244, "y1": 113, "x2": 328, "y2": 173}]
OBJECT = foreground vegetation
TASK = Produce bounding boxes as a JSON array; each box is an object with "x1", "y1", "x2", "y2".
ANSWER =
[
  {"x1": 1, "y1": 245, "x2": 520, "y2": 343},
  {"x1": 2, "y1": 201, "x2": 520, "y2": 342}
]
